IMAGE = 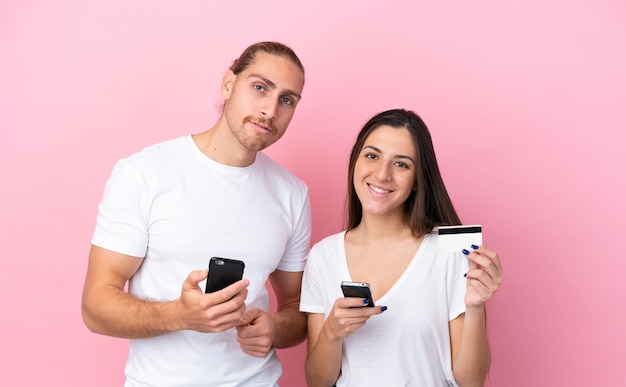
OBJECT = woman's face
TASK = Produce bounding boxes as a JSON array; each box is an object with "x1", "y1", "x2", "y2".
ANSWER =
[{"x1": 353, "y1": 125, "x2": 417, "y2": 219}]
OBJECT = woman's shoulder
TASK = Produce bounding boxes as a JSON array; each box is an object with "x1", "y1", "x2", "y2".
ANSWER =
[
  {"x1": 312, "y1": 231, "x2": 345, "y2": 248},
  {"x1": 309, "y1": 231, "x2": 346, "y2": 257}
]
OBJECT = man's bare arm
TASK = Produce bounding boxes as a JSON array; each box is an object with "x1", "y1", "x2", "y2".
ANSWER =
[
  {"x1": 81, "y1": 245, "x2": 249, "y2": 338},
  {"x1": 267, "y1": 269, "x2": 307, "y2": 348}
]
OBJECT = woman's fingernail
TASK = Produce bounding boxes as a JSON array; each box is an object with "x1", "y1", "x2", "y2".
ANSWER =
[
  {"x1": 471, "y1": 245, "x2": 479, "y2": 250},
  {"x1": 464, "y1": 273, "x2": 467, "y2": 278},
  {"x1": 363, "y1": 299, "x2": 369, "y2": 304},
  {"x1": 381, "y1": 306, "x2": 388, "y2": 312},
  {"x1": 462, "y1": 249, "x2": 470, "y2": 255}
]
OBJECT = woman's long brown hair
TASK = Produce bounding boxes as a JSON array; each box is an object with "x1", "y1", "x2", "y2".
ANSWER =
[{"x1": 346, "y1": 109, "x2": 461, "y2": 238}]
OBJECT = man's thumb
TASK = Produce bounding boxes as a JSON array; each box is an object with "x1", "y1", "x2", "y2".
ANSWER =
[{"x1": 184, "y1": 269, "x2": 208, "y2": 289}]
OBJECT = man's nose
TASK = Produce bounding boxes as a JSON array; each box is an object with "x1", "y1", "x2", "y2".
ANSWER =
[{"x1": 260, "y1": 98, "x2": 278, "y2": 120}]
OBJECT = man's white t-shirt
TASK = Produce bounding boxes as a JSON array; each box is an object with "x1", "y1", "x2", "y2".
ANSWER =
[
  {"x1": 92, "y1": 135, "x2": 312, "y2": 387},
  {"x1": 300, "y1": 232, "x2": 468, "y2": 387}
]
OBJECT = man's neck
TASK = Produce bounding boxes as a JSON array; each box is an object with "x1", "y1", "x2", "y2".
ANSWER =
[{"x1": 192, "y1": 121, "x2": 257, "y2": 167}]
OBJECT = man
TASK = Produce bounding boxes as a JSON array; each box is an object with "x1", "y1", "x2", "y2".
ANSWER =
[{"x1": 81, "y1": 41, "x2": 311, "y2": 386}]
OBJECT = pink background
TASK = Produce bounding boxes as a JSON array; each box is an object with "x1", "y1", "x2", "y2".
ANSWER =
[{"x1": 1, "y1": 1, "x2": 625, "y2": 386}]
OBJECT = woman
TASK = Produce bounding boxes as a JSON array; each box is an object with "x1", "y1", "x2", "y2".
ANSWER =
[{"x1": 300, "y1": 109, "x2": 502, "y2": 386}]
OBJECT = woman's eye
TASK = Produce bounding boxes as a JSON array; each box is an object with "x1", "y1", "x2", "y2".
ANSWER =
[
  {"x1": 395, "y1": 161, "x2": 409, "y2": 169},
  {"x1": 365, "y1": 153, "x2": 378, "y2": 160},
  {"x1": 254, "y1": 84, "x2": 265, "y2": 92}
]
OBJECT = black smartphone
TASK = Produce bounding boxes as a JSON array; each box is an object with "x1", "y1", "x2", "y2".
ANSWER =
[
  {"x1": 205, "y1": 257, "x2": 245, "y2": 293},
  {"x1": 341, "y1": 281, "x2": 375, "y2": 307}
]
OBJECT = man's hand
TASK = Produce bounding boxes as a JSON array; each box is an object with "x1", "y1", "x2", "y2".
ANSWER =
[
  {"x1": 236, "y1": 307, "x2": 274, "y2": 357},
  {"x1": 176, "y1": 269, "x2": 250, "y2": 333}
]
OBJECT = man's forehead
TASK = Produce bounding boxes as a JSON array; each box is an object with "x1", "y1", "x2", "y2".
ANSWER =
[{"x1": 248, "y1": 52, "x2": 302, "y2": 71}]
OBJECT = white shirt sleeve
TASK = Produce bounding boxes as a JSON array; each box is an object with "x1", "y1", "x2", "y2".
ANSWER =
[{"x1": 91, "y1": 158, "x2": 150, "y2": 258}]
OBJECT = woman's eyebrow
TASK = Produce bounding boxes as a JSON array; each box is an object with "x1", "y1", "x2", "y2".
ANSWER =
[{"x1": 363, "y1": 145, "x2": 415, "y2": 163}]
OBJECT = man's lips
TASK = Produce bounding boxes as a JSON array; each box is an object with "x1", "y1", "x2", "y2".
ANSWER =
[
  {"x1": 244, "y1": 116, "x2": 275, "y2": 133},
  {"x1": 252, "y1": 121, "x2": 270, "y2": 132}
]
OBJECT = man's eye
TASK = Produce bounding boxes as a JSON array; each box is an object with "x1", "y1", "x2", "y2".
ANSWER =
[{"x1": 281, "y1": 96, "x2": 294, "y2": 105}]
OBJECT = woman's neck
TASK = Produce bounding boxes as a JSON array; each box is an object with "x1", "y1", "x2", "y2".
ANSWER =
[{"x1": 350, "y1": 212, "x2": 414, "y2": 244}]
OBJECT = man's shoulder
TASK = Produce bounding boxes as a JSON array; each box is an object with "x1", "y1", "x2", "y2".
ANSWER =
[
  {"x1": 108, "y1": 135, "x2": 192, "y2": 180},
  {"x1": 129, "y1": 135, "x2": 190, "y2": 159},
  {"x1": 118, "y1": 135, "x2": 190, "y2": 168},
  {"x1": 256, "y1": 152, "x2": 308, "y2": 190}
]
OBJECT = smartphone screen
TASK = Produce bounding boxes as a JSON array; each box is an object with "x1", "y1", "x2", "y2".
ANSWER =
[
  {"x1": 341, "y1": 281, "x2": 375, "y2": 307},
  {"x1": 205, "y1": 257, "x2": 245, "y2": 293}
]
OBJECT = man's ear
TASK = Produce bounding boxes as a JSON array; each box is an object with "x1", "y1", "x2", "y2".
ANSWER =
[{"x1": 221, "y1": 70, "x2": 236, "y2": 99}]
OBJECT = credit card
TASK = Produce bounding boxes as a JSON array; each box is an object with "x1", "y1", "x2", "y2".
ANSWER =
[{"x1": 437, "y1": 225, "x2": 482, "y2": 252}]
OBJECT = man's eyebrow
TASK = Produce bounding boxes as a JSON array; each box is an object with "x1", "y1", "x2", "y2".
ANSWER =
[
  {"x1": 249, "y1": 73, "x2": 302, "y2": 100},
  {"x1": 363, "y1": 145, "x2": 416, "y2": 164}
]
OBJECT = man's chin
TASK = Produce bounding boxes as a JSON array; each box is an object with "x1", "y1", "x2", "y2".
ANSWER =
[{"x1": 241, "y1": 140, "x2": 270, "y2": 153}]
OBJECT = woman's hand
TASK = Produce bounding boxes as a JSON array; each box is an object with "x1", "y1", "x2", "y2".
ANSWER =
[
  {"x1": 462, "y1": 245, "x2": 503, "y2": 309},
  {"x1": 323, "y1": 297, "x2": 386, "y2": 340}
]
